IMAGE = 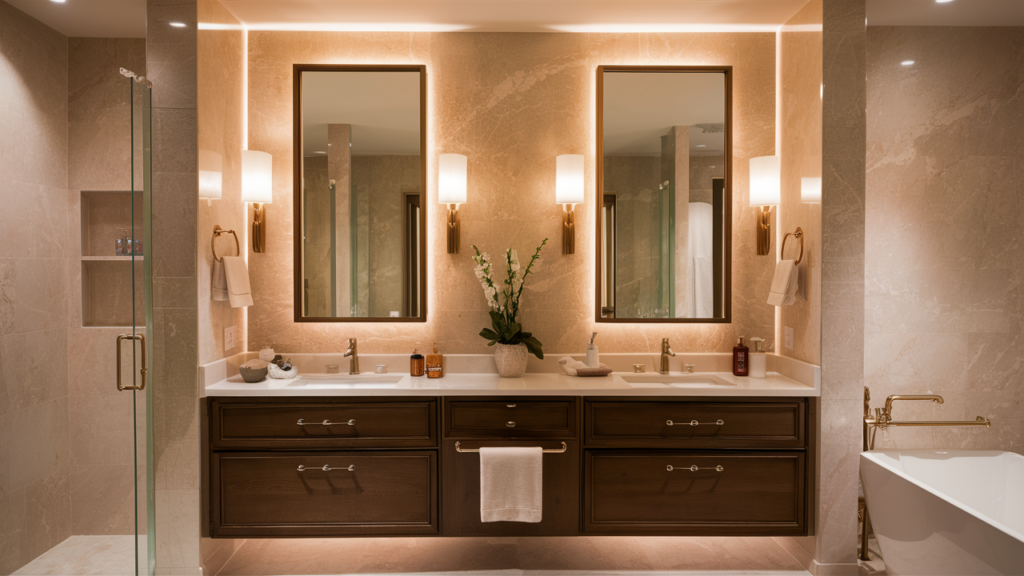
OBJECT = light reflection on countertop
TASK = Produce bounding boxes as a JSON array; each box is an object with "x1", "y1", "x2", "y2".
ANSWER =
[{"x1": 203, "y1": 370, "x2": 817, "y2": 397}]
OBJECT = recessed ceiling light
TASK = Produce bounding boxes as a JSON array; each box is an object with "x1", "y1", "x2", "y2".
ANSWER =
[
  {"x1": 50, "y1": 0, "x2": 66, "y2": 3},
  {"x1": 901, "y1": 60, "x2": 915, "y2": 66},
  {"x1": 936, "y1": 0, "x2": 954, "y2": 3},
  {"x1": 169, "y1": 22, "x2": 187, "y2": 28},
  {"x1": 696, "y1": 144, "x2": 707, "y2": 148},
  {"x1": 314, "y1": 151, "x2": 327, "y2": 155}
]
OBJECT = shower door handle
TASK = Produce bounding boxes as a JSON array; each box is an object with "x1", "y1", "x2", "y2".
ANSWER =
[{"x1": 116, "y1": 334, "x2": 148, "y2": 391}]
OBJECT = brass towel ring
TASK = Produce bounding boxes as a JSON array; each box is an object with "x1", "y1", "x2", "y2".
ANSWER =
[
  {"x1": 212, "y1": 225, "x2": 240, "y2": 262},
  {"x1": 781, "y1": 227, "x2": 803, "y2": 265}
]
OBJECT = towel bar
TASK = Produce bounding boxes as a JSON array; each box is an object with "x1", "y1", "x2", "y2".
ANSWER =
[
  {"x1": 781, "y1": 227, "x2": 803, "y2": 264},
  {"x1": 212, "y1": 225, "x2": 240, "y2": 262},
  {"x1": 454, "y1": 441, "x2": 567, "y2": 454}
]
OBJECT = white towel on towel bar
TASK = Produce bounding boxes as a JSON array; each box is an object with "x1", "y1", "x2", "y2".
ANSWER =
[
  {"x1": 767, "y1": 260, "x2": 799, "y2": 306},
  {"x1": 222, "y1": 256, "x2": 254, "y2": 308},
  {"x1": 479, "y1": 447, "x2": 543, "y2": 523},
  {"x1": 212, "y1": 258, "x2": 229, "y2": 301}
]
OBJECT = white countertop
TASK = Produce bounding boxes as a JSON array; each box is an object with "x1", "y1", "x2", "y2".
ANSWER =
[{"x1": 203, "y1": 370, "x2": 817, "y2": 397}]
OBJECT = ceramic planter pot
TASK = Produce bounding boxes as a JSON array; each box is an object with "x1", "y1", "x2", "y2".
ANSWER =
[{"x1": 494, "y1": 342, "x2": 528, "y2": 378}]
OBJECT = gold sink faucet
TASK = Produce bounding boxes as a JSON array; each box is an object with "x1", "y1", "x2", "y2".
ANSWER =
[
  {"x1": 344, "y1": 338, "x2": 360, "y2": 375},
  {"x1": 660, "y1": 338, "x2": 676, "y2": 374}
]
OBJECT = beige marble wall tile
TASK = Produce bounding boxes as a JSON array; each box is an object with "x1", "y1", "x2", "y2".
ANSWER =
[
  {"x1": 247, "y1": 30, "x2": 778, "y2": 355},
  {"x1": 69, "y1": 465, "x2": 137, "y2": 536},
  {"x1": 6, "y1": 398, "x2": 71, "y2": 493},
  {"x1": 68, "y1": 39, "x2": 146, "y2": 192},
  {"x1": 779, "y1": 0, "x2": 823, "y2": 366},
  {"x1": 865, "y1": 26, "x2": 1024, "y2": 454}
]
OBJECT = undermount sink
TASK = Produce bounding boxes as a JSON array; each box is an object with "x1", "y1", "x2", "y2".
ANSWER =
[
  {"x1": 623, "y1": 374, "x2": 735, "y2": 388},
  {"x1": 287, "y1": 375, "x2": 403, "y2": 389}
]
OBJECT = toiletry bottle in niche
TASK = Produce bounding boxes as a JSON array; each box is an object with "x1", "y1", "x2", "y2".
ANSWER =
[
  {"x1": 115, "y1": 228, "x2": 129, "y2": 256},
  {"x1": 115, "y1": 235, "x2": 124, "y2": 256},
  {"x1": 733, "y1": 337, "x2": 749, "y2": 377},
  {"x1": 426, "y1": 343, "x2": 443, "y2": 379},
  {"x1": 410, "y1": 349, "x2": 425, "y2": 377},
  {"x1": 586, "y1": 332, "x2": 599, "y2": 368},
  {"x1": 748, "y1": 337, "x2": 767, "y2": 378}
]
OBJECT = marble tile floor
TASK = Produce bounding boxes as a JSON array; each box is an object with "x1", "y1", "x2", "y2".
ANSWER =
[
  {"x1": 10, "y1": 535, "x2": 891, "y2": 576},
  {"x1": 13, "y1": 535, "x2": 147, "y2": 576},
  {"x1": 214, "y1": 536, "x2": 814, "y2": 576}
]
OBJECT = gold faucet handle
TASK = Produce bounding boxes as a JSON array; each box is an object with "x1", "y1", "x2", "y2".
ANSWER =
[{"x1": 884, "y1": 394, "x2": 943, "y2": 418}]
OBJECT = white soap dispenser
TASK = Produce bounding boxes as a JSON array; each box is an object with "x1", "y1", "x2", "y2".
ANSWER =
[
  {"x1": 586, "y1": 332, "x2": 600, "y2": 368},
  {"x1": 749, "y1": 337, "x2": 767, "y2": 378}
]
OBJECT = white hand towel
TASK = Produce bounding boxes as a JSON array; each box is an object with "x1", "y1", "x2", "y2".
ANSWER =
[
  {"x1": 558, "y1": 356, "x2": 588, "y2": 376},
  {"x1": 211, "y1": 259, "x2": 229, "y2": 301},
  {"x1": 767, "y1": 260, "x2": 799, "y2": 306},
  {"x1": 222, "y1": 256, "x2": 254, "y2": 308},
  {"x1": 479, "y1": 447, "x2": 543, "y2": 523}
]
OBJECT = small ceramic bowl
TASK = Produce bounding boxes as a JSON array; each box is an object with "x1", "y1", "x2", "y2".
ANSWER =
[{"x1": 239, "y1": 360, "x2": 269, "y2": 383}]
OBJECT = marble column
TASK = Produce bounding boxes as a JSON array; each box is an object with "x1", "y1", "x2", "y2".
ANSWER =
[
  {"x1": 816, "y1": 0, "x2": 866, "y2": 574},
  {"x1": 147, "y1": 0, "x2": 202, "y2": 573}
]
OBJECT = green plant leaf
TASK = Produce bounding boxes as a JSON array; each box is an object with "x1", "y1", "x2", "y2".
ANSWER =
[
  {"x1": 522, "y1": 335, "x2": 544, "y2": 360},
  {"x1": 479, "y1": 328, "x2": 500, "y2": 341}
]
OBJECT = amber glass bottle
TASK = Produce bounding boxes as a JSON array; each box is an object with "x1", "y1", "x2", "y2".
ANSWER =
[
  {"x1": 426, "y1": 343, "x2": 444, "y2": 379},
  {"x1": 733, "y1": 337, "x2": 749, "y2": 377}
]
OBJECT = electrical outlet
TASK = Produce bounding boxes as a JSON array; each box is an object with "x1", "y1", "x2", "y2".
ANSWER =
[
  {"x1": 224, "y1": 326, "x2": 236, "y2": 352},
  {"x1": 784, "y1": 326, "x2": 794, "y2": 351}
]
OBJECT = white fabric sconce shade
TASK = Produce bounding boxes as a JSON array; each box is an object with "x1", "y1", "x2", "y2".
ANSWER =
[
  {"x1": 555, "y1": 154, "x2": 585, "y2": 205},
  {"x1": 241, "y1": 150, "x2": 273, "y2": 204},
  {"x1": 438, "y1": 153, "x2": 468, "y2": 205},
  {"x1": 749, "y1": 155, "x2": 780, "y2": 207},
  {"x1": 801, "y1": 177, "x2": 822, "y2": 203},
  {"x1": 198, "y1": 150, "x2": 222, "y2": 201}
]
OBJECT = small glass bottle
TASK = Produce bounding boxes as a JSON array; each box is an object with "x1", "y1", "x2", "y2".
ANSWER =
[
  {"x1": 133, "y1": 237, "x2": 143, "y2": 256},
  {"x1": 410, "y1": 349, "x2": 425, "y2": 377},
  {"x1": 115, "y1": 235, "x2": 125, "y2": 256},
  {"x1": 733, "y1": 337, "x2": 749, "y2": 377},
  {"x1": 426, "y1": 343, "x2": 443, "y2": 379}
]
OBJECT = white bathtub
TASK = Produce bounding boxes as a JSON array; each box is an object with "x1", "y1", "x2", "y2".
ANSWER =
[{"x1": 860, "y1": 450, "x2": 1024, "y2": 576}]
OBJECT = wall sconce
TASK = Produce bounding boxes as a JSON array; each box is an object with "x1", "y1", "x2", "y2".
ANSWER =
[
  {"x1": 439, "y1": 153, "x2": 467, "y2": 254},
  {"x1": 801, "y1": 176, "x2": 822, "y2": 203},
  {"x1": 749, "y1": 155, "x2": 780, "y2": 255},
  {"x1": 242, "y1": 150, "x2": 273, "y2": 253},
  {"x1": 556, "y1": 154, "x2": 585, "y2": 254},
  {"x1": 198, "y1": 150, "x2": 222, "y2": 206}
]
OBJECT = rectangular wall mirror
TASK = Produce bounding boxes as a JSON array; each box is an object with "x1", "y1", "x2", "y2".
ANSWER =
[
  {"x1": 293, "y1": 65, "x2": 427, "y2": 322},
  {"x1": 597, "y1": 66, "x2": 731, "y2": 323}
]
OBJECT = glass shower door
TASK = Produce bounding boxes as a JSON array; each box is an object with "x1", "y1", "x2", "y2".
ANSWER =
[{"x1": 114, "y1": 69, "x2": 156, "y2": 576}]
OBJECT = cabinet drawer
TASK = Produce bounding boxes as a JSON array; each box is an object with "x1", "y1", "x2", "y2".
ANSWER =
[
  {"x1": 445, "y1": 398, "x2": 577, "y2": 439},
  {"x1": 585, "y1": 399, "x2": 805, "y2": 448},
  {"x1": 211, "y1": 451, "x2": 437, "y2": 537},
  {"x1": 584, "y1": 450, "x2": 805, "y2": 535},
  {"x1": 210, "y1": 398, "x2": 437, "y2": 449}
]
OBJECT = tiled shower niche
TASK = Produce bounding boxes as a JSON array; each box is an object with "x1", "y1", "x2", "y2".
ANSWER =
[{"x1": 80, "y1": 190, "x2": 145, "y2": 327}]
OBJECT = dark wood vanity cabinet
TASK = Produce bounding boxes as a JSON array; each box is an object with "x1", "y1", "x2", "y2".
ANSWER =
[{"x1": 206, "y1": 395, "x2": 811, "y2": 539}]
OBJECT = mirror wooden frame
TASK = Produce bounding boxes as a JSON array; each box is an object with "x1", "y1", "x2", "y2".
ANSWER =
[
  {"x1": 595, "y1": 65, "x2": 733, "y2": 324},
  {"x1": 292, "y1": 64, "x2": 428, "y2": 323}
]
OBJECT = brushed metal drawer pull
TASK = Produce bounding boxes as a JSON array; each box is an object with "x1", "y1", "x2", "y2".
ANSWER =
[
  {"x1": 667, "y1": 464, "x2": 724, "y2": 472},
  {"x1": 506, "y1": 421, "x2": 516, "y2": 427},
  {"x1": 666, "y1": 419, "x2": 724, "y2": 427},
  {"x1": 297, "y1": 418, "x2": 356, "y2": 426},
  {"x1": 507, "y1": 403, "x2": 516, "y2": 408},
  {"x1": 296, "y1": 464, "x2": 355, "y2": 472}
]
